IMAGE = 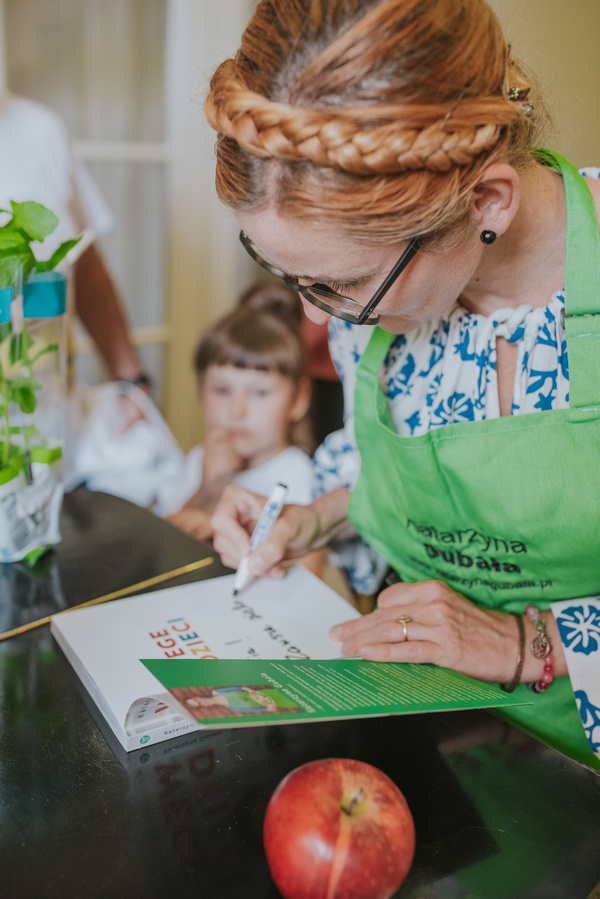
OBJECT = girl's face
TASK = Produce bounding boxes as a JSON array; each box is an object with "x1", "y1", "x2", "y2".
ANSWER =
[
  {"x1": 236, "y1": 208, "x2": 484, "y2": 334},
  {"x1": 202, "y1": 364, "x2": 307, "y2": 467}
]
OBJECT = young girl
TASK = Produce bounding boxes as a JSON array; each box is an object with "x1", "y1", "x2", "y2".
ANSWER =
[{"x1": 158, "y1": 286, "x2": 322, "y2": 571}]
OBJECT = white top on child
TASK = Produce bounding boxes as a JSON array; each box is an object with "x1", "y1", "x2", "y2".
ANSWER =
[{"x1": 155, "y1": 444, "x2": 314, "y2": 518}]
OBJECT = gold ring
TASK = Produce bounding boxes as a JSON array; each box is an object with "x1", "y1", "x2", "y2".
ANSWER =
[{"x1": 395, "y1": 614, "x2": 411, "y2": 642}]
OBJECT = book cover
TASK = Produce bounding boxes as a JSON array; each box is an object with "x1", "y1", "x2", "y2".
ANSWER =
[{"x1": 50, "y1": 566, "x2": 362, "y2": 751}]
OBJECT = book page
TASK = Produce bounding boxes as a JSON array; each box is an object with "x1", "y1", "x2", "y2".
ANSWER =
[{"x1": 51, "y1": 566, "x2": 361, "y2": 748}]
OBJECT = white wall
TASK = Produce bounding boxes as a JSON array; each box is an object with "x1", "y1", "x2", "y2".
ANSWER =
[{"x1": 164, "y1": 0, "x2": 255, "y2": 450}]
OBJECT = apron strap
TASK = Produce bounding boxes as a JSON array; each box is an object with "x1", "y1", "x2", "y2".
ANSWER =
[
  {"x1": 534, "y1": 149, "x2": 600, "y2": 409},
  {"x1": 356, "y1": 324, "x2": 396, "y2": 430},
  {"x1": 359, "y1": 150, "x2": 600, "y2": 412}
]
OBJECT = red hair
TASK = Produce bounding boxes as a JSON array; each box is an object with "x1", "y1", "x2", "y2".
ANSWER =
[{"x1": 206, "y1": 0, "x2": 550, "y2": 244}]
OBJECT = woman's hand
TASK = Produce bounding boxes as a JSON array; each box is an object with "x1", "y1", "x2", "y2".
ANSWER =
[
  {"x1": 211, "y1": 485, "x2": 354, "y2": 579},
  {"x1": 329, "y1": 579, "x2": 561, "y2": 684}
]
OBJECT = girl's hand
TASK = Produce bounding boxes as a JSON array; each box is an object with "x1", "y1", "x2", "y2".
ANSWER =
[
  {"x1": 211, "y1": 485, "x2": 354, "y2": 579},
  {"x1": 329, "y1": 579, "x2": 564, "y2": 684},
  {"x1": 166, "y1": 507, "x2": 213, "y2": 542},
  {"x1": 184, "y1": 430, "x2": 245, "y2": 515},
  {"x1": 202, "y1": 428, "x2": 245, "y2": 484}
]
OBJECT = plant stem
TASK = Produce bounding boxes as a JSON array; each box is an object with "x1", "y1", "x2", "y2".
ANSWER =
[{"x1": 1, "y1": 375, "x2": 10, "y2": 469}]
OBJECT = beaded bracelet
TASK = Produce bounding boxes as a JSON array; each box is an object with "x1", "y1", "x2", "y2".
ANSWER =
[
  {"x1": 500, "y1": 613, "x2": 525, "y2": 693},
  {"x1": 525, "y1": 604, "x2": 554, "y2": 693}
]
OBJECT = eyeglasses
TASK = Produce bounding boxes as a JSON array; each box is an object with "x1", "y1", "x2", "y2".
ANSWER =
[{"x1": 239, "y1": 230, "x2": 423, "y2": 326}]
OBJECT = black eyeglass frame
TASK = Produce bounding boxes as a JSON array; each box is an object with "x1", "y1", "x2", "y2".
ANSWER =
[{"x1": 239, "y1": 230, "x2": 423, "y2": 326}]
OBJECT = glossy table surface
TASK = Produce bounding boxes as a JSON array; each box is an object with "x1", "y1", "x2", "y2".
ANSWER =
[{"x1": 0, "y1": 489, "x2": 599, "y2": 899}]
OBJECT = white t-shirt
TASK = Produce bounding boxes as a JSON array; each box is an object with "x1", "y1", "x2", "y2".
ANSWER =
[
  {"x1": 0, "y1": 93, "x2": 113, "y2": 254},
  {"x1": 156, "y1": 445, "x2": 314, "y2": 517}
]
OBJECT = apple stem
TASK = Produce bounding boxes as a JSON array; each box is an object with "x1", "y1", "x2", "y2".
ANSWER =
[{"x1": 339, "y1": 788, "x2": 365, "y2": 817}]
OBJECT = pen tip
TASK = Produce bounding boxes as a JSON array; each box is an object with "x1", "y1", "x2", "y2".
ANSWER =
[{"x1": 232, "y1": 589, "x2": 238, "y2": 596}]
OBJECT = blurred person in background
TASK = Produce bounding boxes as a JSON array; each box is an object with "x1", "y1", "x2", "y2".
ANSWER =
[{"x1": 0, "y1": 92, "x2": 148, "y2": 394}]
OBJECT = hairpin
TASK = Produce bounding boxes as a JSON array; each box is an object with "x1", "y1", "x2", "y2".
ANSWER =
[{"x1": 507, "y1": 86, "x2": 533, "y2": 114}]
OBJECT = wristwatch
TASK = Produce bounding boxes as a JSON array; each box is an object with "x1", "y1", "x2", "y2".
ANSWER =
[{"x1": 119, "y1": 372, "x2": 153, "y2": 390}]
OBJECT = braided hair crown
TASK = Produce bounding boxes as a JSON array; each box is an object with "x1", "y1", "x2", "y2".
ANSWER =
[{"x1": 206, "y1": 0, "x2": 547, "y2": 243}]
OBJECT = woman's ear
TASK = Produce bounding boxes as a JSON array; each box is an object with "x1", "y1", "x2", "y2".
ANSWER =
[
  {"x1": 470, "y1": 163, "x2": 520, "y2": 237},
  {"x1": 289, "y1": 376, "x2": 312, "y2": 422}
]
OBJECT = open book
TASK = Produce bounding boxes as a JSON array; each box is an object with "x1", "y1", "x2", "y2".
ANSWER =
[{"x1": 51, "y1": 566, "x2": 526, "y2": 752}]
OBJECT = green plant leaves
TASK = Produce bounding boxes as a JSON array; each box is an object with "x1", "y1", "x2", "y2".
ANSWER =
[
  {"x1": 8, "y1": 375, "x2": 42, "y2": 414},
  {"x1": 0, "y1": 248, "x2": 35, "y2": 288},
  {"x1": 14, "y1": 387, "x2": 37, "y2": 414},
  {"x1": 9, "y1": 200, "x2": 59, "y2": 242},
  {"x1": 34, "y1": 238, "x2": 80, "y2": 273},
  {"x1": 0, "y1": 231, "x2": 29, "y2": 252},
  {"x1": 0, "y1": 199, "x2": 80, "y2": 289},
  {"x1": 0, "y1": 199, "x2": 69, "y2": 478},
  {"x1": 29, "y1": 342, "x2": 59, "y2": 365},
  {"x1": 9, "y1": 331, "x2": 34, "y2": 365}
]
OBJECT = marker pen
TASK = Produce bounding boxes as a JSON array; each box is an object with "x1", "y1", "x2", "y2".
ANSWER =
[{"x1": 232, "y1": 482, "x2": 288, "y2": 595}]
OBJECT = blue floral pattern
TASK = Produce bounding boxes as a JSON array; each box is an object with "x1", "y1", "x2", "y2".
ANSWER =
[
  {"x1": 312, "y1": 167, "x2": 600, "y2": 595},
  {"x1": 552, "y1": 597, "x2": 600, "y2": 761},
  {"x1": 574, "y1": 690, "x2": 600, "y2": 754},
  {"x1": 556, "y1": 604, "x2": 600, "y2": 655}
]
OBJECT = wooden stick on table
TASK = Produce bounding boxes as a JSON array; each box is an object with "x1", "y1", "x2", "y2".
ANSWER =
[{"x1": 0, "y1": 556, "x2": 215, "y2": 643}]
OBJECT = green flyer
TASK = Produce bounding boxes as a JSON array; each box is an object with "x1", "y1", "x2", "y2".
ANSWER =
[{"x1": 143, "y1": 658, "x2": 529, "y2": 729}]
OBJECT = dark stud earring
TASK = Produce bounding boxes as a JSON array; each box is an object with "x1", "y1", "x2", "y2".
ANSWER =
[{"x1": 480, "y1": 230, "x2": 497, "y2": 245}]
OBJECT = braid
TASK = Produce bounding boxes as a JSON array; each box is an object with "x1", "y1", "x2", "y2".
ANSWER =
[{"x1": 206, "y1": 79, "x2": 518, "y2": 174}]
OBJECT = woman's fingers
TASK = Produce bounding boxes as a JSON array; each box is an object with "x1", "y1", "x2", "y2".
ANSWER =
[
  {"x1": 329, "y1": 608, "x2": 394, "y2": 642},
  {"x1": 329, "y1": 578, "x2": 520, "y2": 682},
  {"x1": 247, "y1": 536, "x2": 288, "y2": 577},
  {"x1": 357, "y1": 638, "x2": 440, "y2": 664},
  {"x1": 329, "y1": 581, "x2": 423, "y2": 643},
  {"x1": 211, "y1": 485, "x2": 265, "y2": 567},
  {"x1": 331, "y1": 614, "x2": 422, "y2": 655},
  {"x1": 211, "y1": 485, "x2": 321, "y2": 575},
  {"x1": 376, "y1": 579, "x2": 444, "y2": 609},
  {"x1": 247, "y1": 506, "x2": 318, "y2": 576}
]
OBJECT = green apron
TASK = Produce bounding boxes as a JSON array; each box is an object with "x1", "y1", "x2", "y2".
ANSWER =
[{"x1": 347, "y1": 150, "x2": 600, "y2": 770}]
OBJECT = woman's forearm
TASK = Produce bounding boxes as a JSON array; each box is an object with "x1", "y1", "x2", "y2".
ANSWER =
[{"x1": 308, "y1": 488, "x2": 357, "y2": 548}]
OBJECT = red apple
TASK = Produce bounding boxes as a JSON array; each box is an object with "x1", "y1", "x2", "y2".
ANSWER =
[{"x1": 263, "y1": 757, "x2": 415, "y2": 899}]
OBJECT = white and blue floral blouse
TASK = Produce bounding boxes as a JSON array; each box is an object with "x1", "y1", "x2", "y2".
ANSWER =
[{"x1": 313, "y1": 166, "x2": 600, "y2": 595}]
